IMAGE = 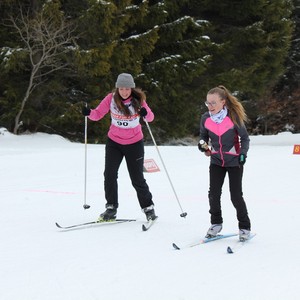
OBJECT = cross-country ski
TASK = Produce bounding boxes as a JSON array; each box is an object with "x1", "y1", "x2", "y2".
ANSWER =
[
  {"x1": 142, "y1": 217, "x2": 158, "y2": 231},
  {"x1": 227, "y1": 233, "x2": 257, "y2": 254},
  {"x1": 173, "y1": 233, "x2": 238, "y2": 250},
  {"x1": 55, "y1": 219, "x2": 136, "y2": 230}
]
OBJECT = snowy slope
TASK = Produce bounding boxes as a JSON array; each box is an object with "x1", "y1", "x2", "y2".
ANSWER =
[{"x1": 1, "y1": 127, "x2": 300, "y2": 300}]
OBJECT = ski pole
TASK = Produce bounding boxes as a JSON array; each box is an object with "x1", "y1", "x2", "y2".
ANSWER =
[
  {"x1": 83, "y1": 103, "x2": 90, "y2": 210},
  {"x1": 144, "y1": 119, "x2": 187, "y2": 218}
]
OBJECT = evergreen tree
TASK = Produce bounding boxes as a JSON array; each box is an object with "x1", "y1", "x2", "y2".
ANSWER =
[
  {"x1": 0, "y1": 0, "x2": 296, "y2": 139},
  {"x1": 180, "y1": 0, "x2": 294, "y2": 135},
  {"x1": 264, "y1": 0, "x2": 300, "y2": 134},
  {"x1": 276, "y1": 0, "x2": 300, "y2": 92},
  {"x1": 136, "y1": 0, "x2": 215, "y2": 141},
  {"x1": 1, "y1": 0, "x2": 159, "y2": 140},
  {"x1": 194, "y1": 0, "x2": 294, "y2": 99},
  {"x1": 58, "y1": 0, "x2": 158, "y2": 142}
]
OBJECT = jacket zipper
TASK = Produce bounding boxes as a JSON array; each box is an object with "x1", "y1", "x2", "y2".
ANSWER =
[{"x1": 219, "y1": 134, "x2": 225, "y2": 167}]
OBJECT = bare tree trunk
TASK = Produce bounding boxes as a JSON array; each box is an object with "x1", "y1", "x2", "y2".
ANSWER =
[
  {"x1": 7, "y1": 3, "x2": 76, "y2": 134},
  {"x1": 13, "y1": 71, "x2": 35, "y2": 134}
]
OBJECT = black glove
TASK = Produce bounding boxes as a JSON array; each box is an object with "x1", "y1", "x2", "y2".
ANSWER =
[
  {"x1": 139, "y1": 107, "x2": 147, "y2": 117},
  {"x1": 198, "y1": 140, "x2": 209, "y2": 152},
  {"x1": 239, "y1": 154, "x2": 246, "y2": 165},
  {"x1": 82, "y1": 106, "x2": 91, "y2": 116}
]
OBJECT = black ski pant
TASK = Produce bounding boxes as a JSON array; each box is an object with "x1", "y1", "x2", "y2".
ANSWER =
[
  {"x1": 104, "y1": 138, "x2": 153, "y2": 209},
  {"x1": 208, "y1": 164, "x2": 251, "y2": 230}
]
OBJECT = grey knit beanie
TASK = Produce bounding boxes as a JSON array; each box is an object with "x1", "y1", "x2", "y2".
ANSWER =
[{"x1": 115, "y1": 73, "x2": 136, "y2": 88}]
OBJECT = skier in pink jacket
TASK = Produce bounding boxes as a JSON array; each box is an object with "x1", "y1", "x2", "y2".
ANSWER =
[
  {"x1": 82, "y1": 73, "x2": 157, "y2": 222},
  {"x1": 199, "y1": 86, "x2": 251, "y2": 241}
]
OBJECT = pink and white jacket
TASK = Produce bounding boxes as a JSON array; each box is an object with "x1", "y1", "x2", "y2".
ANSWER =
[{"x1": 88, "y1": 93, "x2": 154, "y2": 145}]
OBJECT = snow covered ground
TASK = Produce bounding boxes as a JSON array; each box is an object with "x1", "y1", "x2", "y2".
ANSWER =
[{"x1": 1, "y1": 127, "x2": 300, "y2": 300}]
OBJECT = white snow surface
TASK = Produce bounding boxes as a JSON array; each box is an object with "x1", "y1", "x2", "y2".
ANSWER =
[{"x1": 1, "y1": 127, "x2": 300, "y2": 300}]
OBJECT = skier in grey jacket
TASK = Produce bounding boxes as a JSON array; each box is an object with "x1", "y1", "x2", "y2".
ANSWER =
[{"x1": 199, "y1": 85, "x2": 251, "y2": 241}]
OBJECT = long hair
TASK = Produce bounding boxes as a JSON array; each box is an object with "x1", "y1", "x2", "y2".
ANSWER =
[
  {"x1": 207, "y1": 85, "x2": 248, "y2": 126},
  {"x1": 113, "y1": 88, "x2": 146, "y2": 117}
]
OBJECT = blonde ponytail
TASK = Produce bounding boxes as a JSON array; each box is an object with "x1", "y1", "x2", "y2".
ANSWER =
[{"x1": 207, "y1": 85, "x2": 248, "y2": 126}]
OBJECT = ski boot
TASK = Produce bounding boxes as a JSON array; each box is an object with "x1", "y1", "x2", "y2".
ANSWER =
[
  {"x1": 239, "y1": 229, "x2": 251, "y2": 242},
  {"x1": 143, "y1": 205, "x2": 157, "y2": 221},
  {"x1": 98, "y1": 204, "x2": 117, "y2": 222},
  {"x1": 205, "y1": 224, "x2": 223, "y2": 238}
]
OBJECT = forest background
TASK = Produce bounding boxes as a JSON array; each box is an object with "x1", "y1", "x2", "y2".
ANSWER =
[{"x1": 0, "y1": 0, "x2": 299, "y2": 144}]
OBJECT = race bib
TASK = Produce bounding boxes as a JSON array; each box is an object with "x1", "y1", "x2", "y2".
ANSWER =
[{"x1": 110, "y1": 98, "x2": 140, "y2": 128}]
